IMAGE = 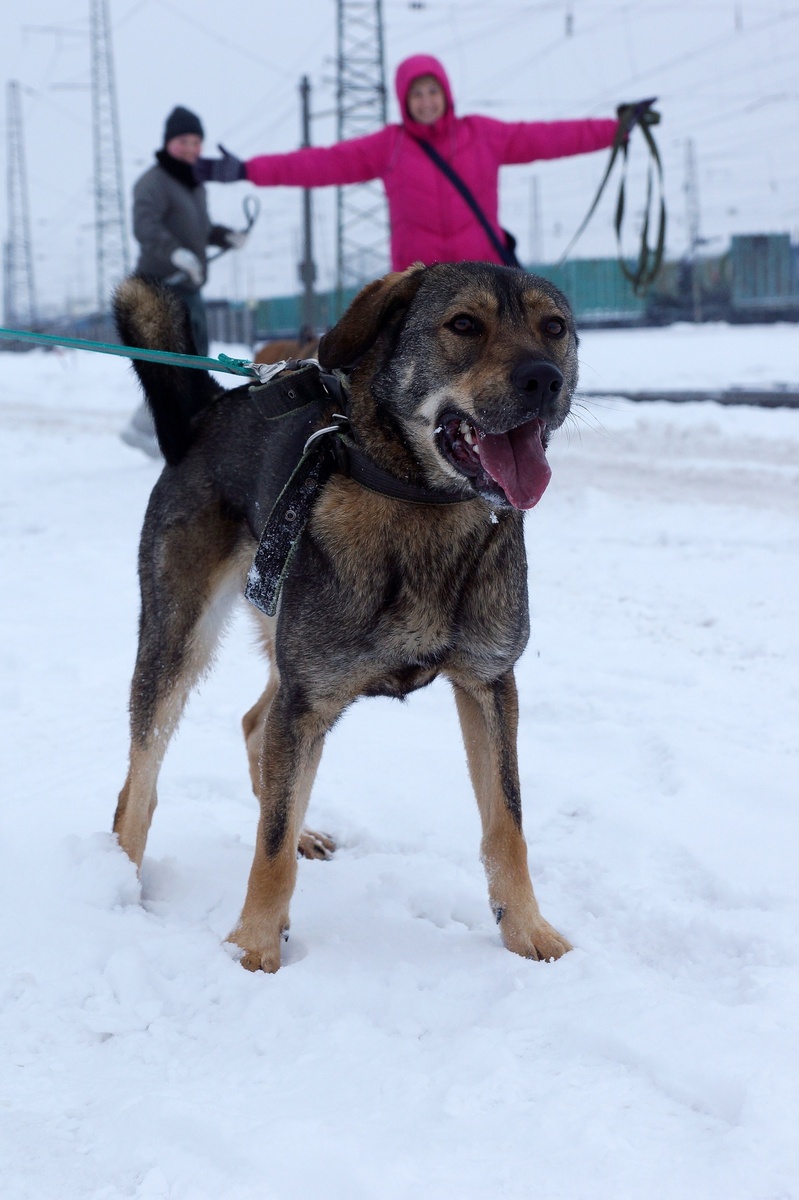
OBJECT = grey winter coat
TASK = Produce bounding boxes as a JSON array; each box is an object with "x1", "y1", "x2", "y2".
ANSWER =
[{"x1": 132, "y1": 155, "x2": 214, "y2": 291}]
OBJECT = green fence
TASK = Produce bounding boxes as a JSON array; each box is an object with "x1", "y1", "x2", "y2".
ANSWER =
[
  {"x1": 203, "y1": 240, "x2": 799, "y2": 346},
  {"x1": 254, "y1": 286, "x2": 361, "y2": 340},
  {"x1": 528, "y1": 258, "x2": 647, "y2": 324},
  {"x1": 253, "y1": 257, "x2": 648, "y2": 341},
  {"x1": 730, "y1": 234, "x2": 799, "y2": 311}
]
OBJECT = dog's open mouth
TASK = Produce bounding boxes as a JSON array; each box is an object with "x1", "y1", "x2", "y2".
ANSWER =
[{"x1": 436, "y1": 412, "x2": 552, "y2": 510}]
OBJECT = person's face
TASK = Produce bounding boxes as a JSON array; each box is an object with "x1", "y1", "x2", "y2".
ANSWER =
[
  {"x1": 166, "y1": 133, "x2": 203, "y2": 164},
  {"x1": 407, "y1": 75, "x2": 446, "y2": 125}
]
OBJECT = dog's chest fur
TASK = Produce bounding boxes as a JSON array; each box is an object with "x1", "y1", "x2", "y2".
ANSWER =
[{"x1": 276, "y1": 478, "x2": 530, "y2": 700}]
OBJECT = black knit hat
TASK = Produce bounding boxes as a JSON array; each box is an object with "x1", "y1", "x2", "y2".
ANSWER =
[{"x1": 163, "y1": 106, "x2": 204, "y2": 143}]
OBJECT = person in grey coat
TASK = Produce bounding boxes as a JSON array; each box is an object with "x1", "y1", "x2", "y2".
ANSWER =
[{"x1": 121, "y1": 106, "x2": 247, "y2": 457}]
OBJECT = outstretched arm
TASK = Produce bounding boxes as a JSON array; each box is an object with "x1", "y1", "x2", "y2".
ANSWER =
[
  {"x1": 478, "y1": 114, "x2": 619, "y2": 166},
  {"x1": 196, "y1": 127, "x2": 393, "y2": 189},
  {"x1": 487, "y1": 98, "x2": 660, "y2": 166}
]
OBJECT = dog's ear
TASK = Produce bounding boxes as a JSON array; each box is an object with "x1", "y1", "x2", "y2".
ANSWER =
[{"x1": 318, "y1": 264, "x2": 427, "y2": 369}]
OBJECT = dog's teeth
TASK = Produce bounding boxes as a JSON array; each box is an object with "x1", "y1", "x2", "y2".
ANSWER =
[{"x1": 459, "y1": 421, "x2": 476, "y2": 446}]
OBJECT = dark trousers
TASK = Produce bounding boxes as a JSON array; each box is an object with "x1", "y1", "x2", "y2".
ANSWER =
[{"x1": 169, "y1": 285, "x2": 209, "y2": 357}]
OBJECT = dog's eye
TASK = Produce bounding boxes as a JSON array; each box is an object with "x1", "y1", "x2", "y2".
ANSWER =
[
  {"x1": 543, "y1": 317, "x2": 566, "y2": 338},
  {"x1": 447, "y1": 314, "x2": 483, "y2": 336}
]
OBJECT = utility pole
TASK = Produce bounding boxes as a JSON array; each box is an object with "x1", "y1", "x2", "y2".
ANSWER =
[
  {"x1": 528, "y1": 176, "x2": 542, "y2": 266},
  {"x1": 298, "y1": 76, "x2": 317, "y2": 333},
  {"x1": 90, "y1": 0, "x2": 130, "y2": 311},
  {"x1": 335, "y1": 0, "x2": 389, "y2": 317},
  {"x1": 684, "y1": 137, "x2": 702, "y2": 321},
  {"x1": 3, "y1": 81, "x2": 38, "y2": 328}
]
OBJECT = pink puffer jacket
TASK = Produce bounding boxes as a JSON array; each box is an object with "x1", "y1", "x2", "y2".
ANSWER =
[{"x1": 245, "y1": 54, "x2": 618, "y2": 271}]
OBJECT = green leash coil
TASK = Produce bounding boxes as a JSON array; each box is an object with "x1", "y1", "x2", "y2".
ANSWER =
[{"x1": 558, "y1": 98, "x2": 666, "y2": 294}]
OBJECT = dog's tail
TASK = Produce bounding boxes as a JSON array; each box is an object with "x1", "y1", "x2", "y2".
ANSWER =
[{"x1": 114, "y1": 276, "x2": 220, "y2": 465}]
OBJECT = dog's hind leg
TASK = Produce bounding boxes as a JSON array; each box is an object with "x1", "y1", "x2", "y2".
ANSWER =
[
  {"x1": 241, "y1": 637, "x2": 280, "y2": 798},
  {"x1": 114, "y1": 672, "x2": 190, "y2": 870},
  {"x1": 114, "y1": 528, "x2": 245, "y2": 869},
  {"x1": 230, "y1": 685, "x2": 342, "y2": 972},
  {"x1": 451, "y1": 671, "x2": 572, "y2": 962},
  {"x1": 242, "y1": 623, "x2": 335, "y2": 862}
]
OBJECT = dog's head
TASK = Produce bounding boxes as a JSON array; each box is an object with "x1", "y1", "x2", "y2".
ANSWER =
[{"x1": 318, "y1": 262, "x2": 578, "y2": 510}]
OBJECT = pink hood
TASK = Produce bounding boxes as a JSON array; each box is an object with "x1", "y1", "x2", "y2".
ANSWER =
[{"x1": 394, "y1": 54, "x2": 455, "y2": 137}]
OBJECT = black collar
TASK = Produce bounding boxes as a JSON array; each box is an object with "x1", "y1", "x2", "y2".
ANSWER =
[
  {"x1": 156, "y1": 149, "x2": 200, "y2": 190},
  {"x1": 335, "y1": 436, "x2": 467, "y2": 505},
  {"x1": 251, "y1": 360, "x2": 469, "y2": 506}
]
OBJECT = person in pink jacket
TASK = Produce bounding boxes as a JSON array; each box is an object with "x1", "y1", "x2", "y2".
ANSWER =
[{"x1": 194, "y1": 54, "x2": 623, "y2": 271}]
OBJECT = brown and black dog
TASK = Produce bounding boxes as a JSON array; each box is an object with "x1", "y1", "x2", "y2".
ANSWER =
[
  {"x1": 254, "y1": 329, "x2": 318, "y2": 366},
  {"x1": 112, "y1": 261, "x2": 578, "y2": 972}
]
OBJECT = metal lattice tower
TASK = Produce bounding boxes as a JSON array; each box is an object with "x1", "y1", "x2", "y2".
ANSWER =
[
  {"x1": 335, "y1": 0, "x2": 389, "y2": 314},
  {"x1": 3, "y1": 81, "x2": 37, "y2": 327},
  {"x1": 90, "y1": 0, "x2": 130, "y2": 311}
]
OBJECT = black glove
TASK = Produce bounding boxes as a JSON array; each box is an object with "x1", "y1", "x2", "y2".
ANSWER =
[
  {"x1": 616, "y1": 98, "x2": 661, "y2": 135},
  {"x1": 193, "y1": 144, "x2": 246, "y2": 184}
]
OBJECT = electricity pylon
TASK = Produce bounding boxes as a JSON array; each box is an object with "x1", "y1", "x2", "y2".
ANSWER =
[
  {"x1": 90, "y1": 0, "x2": 130, "y2": 311},
  {"x1": 334, "y1": 0, "x2": 389, "y2": 316},
  {"x1": 3, "y1": 81, "x2": 37, "y2": 327}
]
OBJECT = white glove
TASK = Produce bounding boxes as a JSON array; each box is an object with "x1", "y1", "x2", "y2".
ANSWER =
[
  {"x1": 170, "y1": 247, "x2": 203, "y2": 286},
  {"x1": 224, "y1": 229, "x2": 248, "y2": 249}
]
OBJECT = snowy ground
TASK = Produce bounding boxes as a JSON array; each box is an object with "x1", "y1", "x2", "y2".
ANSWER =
[{"x1": 1, "y1": 323, "x2": 798, "y2": 1200}]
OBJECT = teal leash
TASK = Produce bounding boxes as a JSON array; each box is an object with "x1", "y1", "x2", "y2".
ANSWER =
[{"x1": 0, "y1": 324, "x2": 260, "y2": 379}]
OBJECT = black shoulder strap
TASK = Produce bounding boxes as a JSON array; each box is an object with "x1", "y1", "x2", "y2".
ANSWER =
[{"x1": 411, "y1": 135, "x2": 519, "y2": 267}]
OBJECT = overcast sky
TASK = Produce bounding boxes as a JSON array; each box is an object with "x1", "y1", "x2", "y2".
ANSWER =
[{"x1": 1, "y1": 0, "x2": 797, "y2": 315}]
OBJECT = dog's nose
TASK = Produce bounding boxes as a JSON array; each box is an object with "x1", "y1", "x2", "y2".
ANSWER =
[{"x1": 511, "y1": 360, "x2": 563, "y2": 409}]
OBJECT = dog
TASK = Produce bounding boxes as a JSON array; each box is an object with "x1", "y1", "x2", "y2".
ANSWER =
[
  {"x1": 254, "y1": 328, "x2": 318, "y2": 366},
  {"x1": 112, "y1": 261, "x2": 578, "y2": 972}
]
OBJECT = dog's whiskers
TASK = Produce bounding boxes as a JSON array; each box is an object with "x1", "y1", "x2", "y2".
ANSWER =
[{"x1": 566, "y1": 400, "x2": 614, "y2": 442}]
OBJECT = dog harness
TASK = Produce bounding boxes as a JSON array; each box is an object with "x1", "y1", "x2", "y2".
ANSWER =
[{"x1": 244, "y1": 359, "x2": 472, "y2": 617}]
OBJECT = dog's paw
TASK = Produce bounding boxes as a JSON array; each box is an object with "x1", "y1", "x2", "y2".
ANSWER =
[
  {"x1": 227, "y1": 922, "x2": 289, "y2": 974},
  {"x1": 499, "y1": 913, "x2": 572, "y2": 962},
  {"x1": 297, "y1": 827, "x2": 336, "y2": 860},
  {"x1": 237, "y1": 946, "x2": 282, "y2": 973}
]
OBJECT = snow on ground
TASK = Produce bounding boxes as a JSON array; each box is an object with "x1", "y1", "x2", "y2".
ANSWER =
[
  {"x1": 577, "y1": 320, "x2": 799, "y2": 393},
  {"x1": 0, "y1": 323, "x2": 797, "y2": 1199}
]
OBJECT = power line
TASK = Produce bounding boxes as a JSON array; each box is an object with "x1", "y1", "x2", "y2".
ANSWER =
[{"x1": 150, "y1": 0, "x2": 303, "y2": 80}]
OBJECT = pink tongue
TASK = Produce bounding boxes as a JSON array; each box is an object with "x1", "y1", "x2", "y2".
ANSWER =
[{"x1": 476, "y1": 419, "x2": 551, "y2": 510}]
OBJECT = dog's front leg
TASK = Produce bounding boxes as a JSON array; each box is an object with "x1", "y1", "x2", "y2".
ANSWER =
[
  {"x1": 451, "y1": 672, "x2": 572, "y2": 962},
  {"x1": 229, "y1": 687, "x2": 333, "y2": 972}
]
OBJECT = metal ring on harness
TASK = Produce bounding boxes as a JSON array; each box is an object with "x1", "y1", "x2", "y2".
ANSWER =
[{"x1": 303, "y1": 416, "x2": 350, "y2": 456}]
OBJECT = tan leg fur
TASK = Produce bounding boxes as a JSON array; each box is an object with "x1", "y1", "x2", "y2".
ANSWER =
[{"x1": 451, "y1": 672, "x2": 571, "y2": 961}]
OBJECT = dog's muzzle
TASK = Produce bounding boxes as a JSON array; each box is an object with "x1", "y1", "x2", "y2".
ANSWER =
[
  {"x1": 436, "y1": 412, "x2": 553, "y2": 511},
  {"x1": 436, "y1": 359, "x2": 565, "y2": 510}
]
